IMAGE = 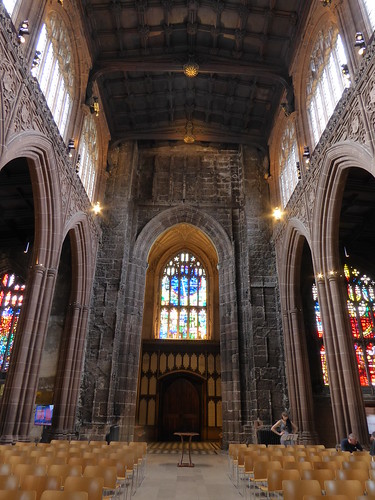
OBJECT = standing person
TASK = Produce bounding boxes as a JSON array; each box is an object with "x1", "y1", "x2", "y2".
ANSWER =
[
  {"x1": 340, "y1": 433, "x2": 363, "y2": 452},
  {"x1": 370, "y1": 432, "x2": 375, "y2": 459},
  {"x1": 271, "y1": 411, "x2": 298, "y2": 445}
]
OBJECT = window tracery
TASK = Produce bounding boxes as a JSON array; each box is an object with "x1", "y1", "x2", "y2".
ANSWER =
[
  {"x1": 77, "y1": 114, "x2": 99, "y2": 201},
  {"x1": 158, "y1": 252, "x2": 208, "y2": 340},
  {"x1": 278, "y1": 120, "x2": 299, "y2": 208},
  {"x1": 31, "y1": 14, "x2": 74, "y2": 140},
  {"x1": 307, "y1": 27, "x2": 348, "y2": 148}
]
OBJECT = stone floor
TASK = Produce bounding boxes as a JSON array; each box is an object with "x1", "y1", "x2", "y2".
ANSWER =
[{"x1": 133, "y1": 451, "x2": 242, "y2": 500}]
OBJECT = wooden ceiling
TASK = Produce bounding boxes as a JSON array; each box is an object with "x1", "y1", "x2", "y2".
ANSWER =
[{"x1": 81, "y1": 0, "x2": 310, "y2": 148}]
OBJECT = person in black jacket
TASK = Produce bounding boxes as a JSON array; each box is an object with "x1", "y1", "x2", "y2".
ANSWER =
[{"x1": 340, "y1": 433, "x2": 363, "y2": 452}]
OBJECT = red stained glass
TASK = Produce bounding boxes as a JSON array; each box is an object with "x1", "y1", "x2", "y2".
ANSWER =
[
  {"x1": 355, "y1": 344, "x2": 369, "y2": 386},
  {"x1": 320, "y1": 346, "x2": 329, "y2": 385},
  {"x1": 367, "y1": 343, "x2": 375, "y2": 385},
  {"x1": 0, "y1": 273, "x2": 25, "y2": 372}
]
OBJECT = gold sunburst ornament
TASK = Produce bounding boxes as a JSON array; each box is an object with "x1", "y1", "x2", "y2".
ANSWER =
[{"x1": 183, "y1": 61, "x2": 199, "y2": 78}]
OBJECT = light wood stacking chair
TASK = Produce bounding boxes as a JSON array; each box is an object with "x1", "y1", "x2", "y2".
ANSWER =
[
  {"x1": 21, "y1": 475, "x2": 61, "y2": 500},
  {"x1": 324, "y1": 479, "x2": 364, "y2": 500},
  {"x1": 358, "y1": 496, "x2": 375, "y2": 500},
  {"x1": 303, "y1": 496, "x2": 349, "y2": 500},
  {"x1": 301, "y1": 468, "x2": 335, "y2": 489},
  {"x1": 366, "y1": 479, "x2": 375, "y2": 495},
  {"x1": 313, "y1": 461, "x2": 342, "y2": 472},
  {"x1": 342, "y1": 460, "x2": 369, "y2": 470},
  {"x1": 0, "y1": 463, "x2": 12, "y2": 475},
  {"x1": 282, "y1": 479, "x2": 322, "y2": 500},
  {"x1": 248, "y1": 460, "x2": 282, "y2": 498},
  {"x1": 0, "y1": 492, "x2": 37, "y2": 500},
  {"x1": 40, "y1": 492, "x2": 88, "y2": 500},
  {"x1": 14, "y1": 464, "x2": 47, "y2": 479},
  {"x1": 336, "y1": 468, "x2": 369, "y2": 489},
  {"x1": 48, "y1": 464, "x2": 82, "y2": 485},
  {"x1": 265, "y1": 469, "x2": 300, "y2": 498},
  {"x1": 64, "y1": 476, "x2": 104, "y2": 500},
  {"x1": 83, "y1": 464, "x2": 119, "y2": 499},
  {"x1": 284, "y1": 461, "x2": 313, "y2": 472},
  {"x1": 0, "y1": 474, "x2": 19, "y2": 490}
]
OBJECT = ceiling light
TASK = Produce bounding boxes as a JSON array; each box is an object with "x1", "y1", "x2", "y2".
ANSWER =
[
  {"x1": 32, "y1": 50, "x2": 42, "y2": 69},
  {"x1": 303, "y1": 146, "x2": 310, "y2": 165},
  {"x1": 319, "y1": 0, "x2": 331, "y2": 6},
  {"x1": 92, "y1": 202, "x2": 102, "y2": 215},
  {"x1": 296, "y1": 162, "x2": 301, "y2": 180},
  {"x1": 183, "y1": 58, "x2": 199, "y2": 78},
  {"x1": 67, "y1": 139, "x2": 75, "y2": 157}
]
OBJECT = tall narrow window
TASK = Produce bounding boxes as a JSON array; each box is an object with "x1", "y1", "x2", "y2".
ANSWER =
[
  {"x1": 0, "y1": 273, "x2": 25, "y2": 372},
  {"x1": 363, "y1": 0, "x2": 375, "y2": 30},
  {"x1": 77, "y1": 115, "x2": 99, "y2": 201},
  {"x1": 307, "y1": 28, "x2": 349, "y2": 148},
  {"x1": 158, "y1": 252, "x2": 207, "y2": 340},
  {"x1": 31, "y1": 14, "x2": 74, "y2": 140},
  {"x1": 279, "y1": 121, "x2": 299, "y2": 208},
  {"x1": 3, "y1": 0, "x2": 17, "y2": 16},
  {"x1": 313, "y1": 264, "x2": 375, "y2": 387}
]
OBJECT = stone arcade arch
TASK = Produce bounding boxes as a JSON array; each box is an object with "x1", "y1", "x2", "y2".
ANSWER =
[
  {"x1": 311, "y1": 142, "x2": 374, "y2": 444},
  {"x1": 0, "y1": 133, "x2": 96, "y2": 442},
  {"x1": 112, "y1": 205, "x2": 241, "y2": 446}
]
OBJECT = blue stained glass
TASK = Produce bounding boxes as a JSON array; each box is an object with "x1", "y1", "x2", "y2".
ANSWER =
[
  {"x1": 179, "y1": 309, "x2": 188, "y2": 338},
  {"x1": 198, "y1": 276, "x2": 207, "y2": 306},
  {"x1": 170, "y1": 276, "x2": 179, "y2": 305},
  {"x1": 180, "y1": 276, "x2": 188, "y2": 306},
  {"x1": 190, "y1": 276, "x2": 198, "y2": 306},
  {"x1": 161, "y1": 276, "x2": 170, "y2": 305}
]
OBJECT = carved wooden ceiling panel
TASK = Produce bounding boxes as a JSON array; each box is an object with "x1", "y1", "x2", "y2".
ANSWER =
[{"x1": 82, "y1": 0, "x2": 311, "y2": 147}]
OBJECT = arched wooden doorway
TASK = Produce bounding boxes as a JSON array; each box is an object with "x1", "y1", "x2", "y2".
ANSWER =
[{"x1": 159, "y1": 373, "x2": 203, "y2": 441}]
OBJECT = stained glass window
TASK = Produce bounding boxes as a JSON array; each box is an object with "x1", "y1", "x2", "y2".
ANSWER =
[
  {"x1": 3, "y1": 0, "x2": 17, "y2": 16},
  {"x1": 307, "y1": 27, "x2": 349, "y2": 148},
  {"x1": 313, "y1": 264, "x2": 375, "y2": 387},
  {"x1": 0, "y1": 273, "x2": 25, "y2": 372},
  {"x1": 158, "y1": 252, "x2": 207, "y2": 340}
]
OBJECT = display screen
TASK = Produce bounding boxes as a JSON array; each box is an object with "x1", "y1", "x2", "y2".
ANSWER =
[{"x1": 34, "y1": 405, "x2": 54, "y2": 426}]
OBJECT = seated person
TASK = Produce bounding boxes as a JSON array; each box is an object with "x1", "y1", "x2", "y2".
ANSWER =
[
  {"x1": 370, "y1": 431, "x2": 375, "y2": 457},
  {"x1": 340, "y1": 433, "x2": 363, "y2": 452}
]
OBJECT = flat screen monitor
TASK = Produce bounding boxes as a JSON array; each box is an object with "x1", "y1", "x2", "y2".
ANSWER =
[{"x1": 34, "y1": 404, "x2": 54, "y2": 426}]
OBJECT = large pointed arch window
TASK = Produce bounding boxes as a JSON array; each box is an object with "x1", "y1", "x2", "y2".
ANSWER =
[
  {"x1": 307, "y1": 27, "x2": 349, "y2": 148},
  {"x1": 279, "y1": 120, "x2": 299, "y2": 208},
  {"x1": 3, "y1": 0, "x2": 18, "y2": 16},
  {"x1": 31, "y1": 14, "x2": 75, "y2": 139},
  {"x1": 313, "y1": 264, "x2": 375, "y2": 387},
  {"x1": 0, "y1": 273, "x2": 25, "y2": 373},
  {"x1": 158, "y1": 252, "x2": 207, "y2": 340}
]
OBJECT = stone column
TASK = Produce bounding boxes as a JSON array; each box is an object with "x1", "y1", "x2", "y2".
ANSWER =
[
  {"x1": 0, "y1": 264, "x2": 57, "y2": 442},
  {"x1": 317, "y1": 273, "x2": 368, "y2": 444}
]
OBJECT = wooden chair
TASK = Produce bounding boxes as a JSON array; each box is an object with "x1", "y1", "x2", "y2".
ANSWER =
[
  {"x1": 14, "y1": 464, "x2": 47, "y2": 479},
  {"x1": 342, "y1": 460, "x2": 369, "y2": 470},
  {"x1": 313, "y1": 460, "x2": 342, "y2": 471},
  {"x1": 21, "y1": 475, "x2": 61, "y2": 500},
  {"x1": 284, "y1": 461, "x2": 313, "y2": 472},
  {"x1": 0, "y1": 463, "x2": 12, "y2": 475},
  {"x1": 366, "y1": 479, "x2": 375, "y2": 495},
  {"x1": 248, "y1": 460, "x2": 282, "y2": 497},
  {"x1": 40, "y1": 493, "x2": 88, "y2": 500},
  {"x1": 83, "y1": 464, "x2": 118, "y2": 498},
  {"x1": 266, "y1": 469, "x2": 300, "y2": 497},
  {"x1": 282, "y1": 479, "x2": 322, "y2": 500},
  {"x1": 336, "y1": 468, "x2": 369, "y2": 489},
  {"x1": 0, "y1": 492, "x2": 36, "y2": 500},
  {"x1": 64, "y1": 476, "x2": 104, "y2": 500},
  {"x1": 324, "y1": 479, "x2": 364, "y2": 499},
  {"x1": 301, "y1": 468, "x2": 335, "y2": 489},
  {"x1": 47, "y1": 464, "x2": 82, "y2": 484},
  {"x1": 37, "y1": 456, "x2": 66, "y2": 467},
  {"x1": 303, "y1": 496, "x2": 349, "y2": 500},
  {"x1": 0, "y1": 475, "x2": 19, "y2": 490}
]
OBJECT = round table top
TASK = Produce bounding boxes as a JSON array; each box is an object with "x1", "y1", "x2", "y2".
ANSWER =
[{"x1": 173, "y1": 432, "x2": 199, "y2": 437}]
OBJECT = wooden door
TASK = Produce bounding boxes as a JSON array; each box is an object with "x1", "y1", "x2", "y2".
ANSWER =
[{"x1": 160, "y1": 377, "x2": 200, "y2": 441}]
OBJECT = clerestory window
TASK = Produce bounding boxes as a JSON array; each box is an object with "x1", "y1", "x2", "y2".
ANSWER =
[
  {"x1": 279, "y1": 120, "x2": 299, "y2": 208},
  {"x1": 76, "y1": 115, "x2": 98, "y2": 201},
  {"x1": 158, "y1": 252, "x2": 208, "y2": 340},
  {"x1": 307, "y1": 27, "x2": 349, "y2": 148},
  {"x1": 3, "y1": 0, "x2": 17, "y2": 16},
  {"x1": 31, "y1": 14, "x2": 74, "y2": 140},
  {"x1": 363, "y1": 0, "x2": 375, "y2": 31}
]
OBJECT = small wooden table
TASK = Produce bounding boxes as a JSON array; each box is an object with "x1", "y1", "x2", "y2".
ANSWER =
[{"x1": 174, "y1": 432, "x2": 199, "y2": 467}]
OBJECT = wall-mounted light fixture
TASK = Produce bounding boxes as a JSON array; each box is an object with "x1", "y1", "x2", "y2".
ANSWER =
[
  {"x1": 341, "y1": 64, "x2": 350, "y2": 80},
  {"x1": 68, "y1": 139, "x2": 75, "y2": 157},
  {"x1": 32, "y1": 50, "x2": 42, "y2": 69},
  {"x1": 319, "y1": 0, "x2": 331, "y2": 6},
  {"x1": 18, "y1": 20, "x2": 30, "y2": 43},
  {"x1": 273, "y1": 207, "x2": 283, "y2": 221},
  {"x1": 355, "y1": 32, "x2": 366, "y2": 55},
  {"x1": 92, "y1": 202, "x2": 102, "y2": 215},
  {"x1": 280, "y1": 103, "x2": 291, "y2": 117},
  {"x1": 303, "y1": 146, "x2": 310, "y2": 167},
  {"x1": 90, "y1": 96, "x2": 100, "y2": 116},
  {"x1": 75, "y1": 154, "x2": 81, "y2": 173},
  {"x1": 296, "y1": 161, "x2": 301, "y2": 180}
]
